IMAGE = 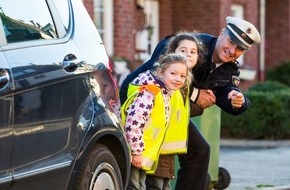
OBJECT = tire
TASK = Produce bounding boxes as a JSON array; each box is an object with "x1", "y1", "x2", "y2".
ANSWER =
[
  {"x1": 213, "y1": 167, "x2": 231, "y2": 190},
  {"x1": 75, "y1": 143, "x2": 123, "y2": 190}
]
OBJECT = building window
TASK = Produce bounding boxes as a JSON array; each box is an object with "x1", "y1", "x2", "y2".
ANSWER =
[
  {"x1": 231, "y1": 4, "x2": 244, "y2": 65},
  {"x1": 231, "y1": 4, "x2": 257, "y2": 80},
  {"x1": 94, "y1": 0, "x2": 104, "y2": 38},
  {"x1": 94, "y1": 0, "x2": 113, "y2": 56},
  {"x1": 135, "y1": 0, "x2": 159, "y2": 62}
]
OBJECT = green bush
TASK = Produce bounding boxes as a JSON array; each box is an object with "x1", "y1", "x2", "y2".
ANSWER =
[
  {"x1": 221, "y1": 62, "x2": 290, "y2": 139},
  {"x1": 248, "y1": 80, "x2": 289, "y2": 92},
  {"x1": 221, "y1": 82, "x2": 290, "y2": 140},
  {"x1": 266, "y1": 61, "x2": 290, "y2": 86}
]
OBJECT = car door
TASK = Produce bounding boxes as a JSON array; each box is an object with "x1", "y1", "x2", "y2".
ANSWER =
[
  {"x1": 0, "y1": 51, "x2": 14, "y2": 190},
  {"x1": 0, "y1": 0, "x2": 92, "y2": 189}
]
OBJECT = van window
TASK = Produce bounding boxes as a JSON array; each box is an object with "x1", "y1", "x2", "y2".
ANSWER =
[{"x1": 0, "y1": 0, "x2": 57, "y2": 43}]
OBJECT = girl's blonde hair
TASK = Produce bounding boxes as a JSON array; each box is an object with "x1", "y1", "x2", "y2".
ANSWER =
[{"x1": 152, "y1": 53, "x2": 193, "y2": 87}]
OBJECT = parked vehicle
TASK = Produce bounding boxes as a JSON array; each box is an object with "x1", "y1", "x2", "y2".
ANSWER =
[{"x1": 0, "y1": 0, "x2": 130, "y2": 189}]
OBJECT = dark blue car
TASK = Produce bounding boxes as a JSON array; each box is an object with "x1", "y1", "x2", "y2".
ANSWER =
[{"x1": 0, "y1": 0, "x2": 130, "y2": 189}]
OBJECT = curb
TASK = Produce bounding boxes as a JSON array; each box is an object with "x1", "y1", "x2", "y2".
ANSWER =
[
  {"x1": 262, "y1": 186, "x2": 290, "y2": 190},
  {"x1": 220, "y1": 139, "x2": 290, "y2": 148}
]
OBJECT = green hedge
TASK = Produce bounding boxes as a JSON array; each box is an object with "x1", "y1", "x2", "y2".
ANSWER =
[
  {"x1": 248, "y1": 80, "x2": 289, "y2": 92},
  {"x1": 266, "y1": 61, "x2": 290, "y2": 86},
  {"x1": 221, "y1": 81, "x2": 290, "y2": 139}
]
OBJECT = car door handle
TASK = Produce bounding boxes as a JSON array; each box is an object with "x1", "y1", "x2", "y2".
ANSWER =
[
  {"x1": 0, "y1": 69, "x2": 10, "y2": 90},
  {"x1": 62, "y1": 54, "x2": 86, "y2": 72}
]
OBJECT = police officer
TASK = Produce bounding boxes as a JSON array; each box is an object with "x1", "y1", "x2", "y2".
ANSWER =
[{"x1": 119, "y1": 16, "x2": 261, "y2": 190}]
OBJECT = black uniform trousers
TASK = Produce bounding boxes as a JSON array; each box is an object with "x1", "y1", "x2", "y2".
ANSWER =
[{"x1": 175, "y1": 120, "x2": 210, "y2": 190}]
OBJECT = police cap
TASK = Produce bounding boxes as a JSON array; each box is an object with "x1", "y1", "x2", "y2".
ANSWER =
[{"x1": 226, "y1": 16, "x2": 261, "y2": 50}]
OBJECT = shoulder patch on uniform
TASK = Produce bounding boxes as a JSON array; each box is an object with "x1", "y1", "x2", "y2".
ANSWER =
[{"x1": 232, "y1": 76, "x2": 240, "y2": 86}]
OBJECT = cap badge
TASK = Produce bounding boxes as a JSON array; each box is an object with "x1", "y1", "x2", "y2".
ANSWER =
[{"x1": 246, "y1": 27, "x2": 252, "y2": 34}]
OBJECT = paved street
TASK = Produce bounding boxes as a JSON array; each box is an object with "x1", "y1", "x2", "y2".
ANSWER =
[{"x1": 219, "y1": 141, "x2": 290, "y2": 190}]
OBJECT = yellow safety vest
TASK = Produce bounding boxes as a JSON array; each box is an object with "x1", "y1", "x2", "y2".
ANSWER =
[
  {"x1": 122, "y1": 84, "x2": 189, "y2": 173},
  {"x1": 122, "y1": 84, "x2": 166, "y2": 173},
  {"x1": 159, "y1": 89, "x2": 190, "y2": 155}
]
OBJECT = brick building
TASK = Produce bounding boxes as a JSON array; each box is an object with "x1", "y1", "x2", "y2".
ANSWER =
[{"x1": 82, "y1": 0, "x2": 290, "y2": 90}]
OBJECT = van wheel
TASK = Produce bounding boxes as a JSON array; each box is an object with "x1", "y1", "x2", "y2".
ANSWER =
[{"x1": 75, "y1": 143, "x2": 123, "y2": 190}]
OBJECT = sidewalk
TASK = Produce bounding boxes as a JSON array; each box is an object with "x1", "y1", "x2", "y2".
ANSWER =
[{"x1": 220, "y1": 139, "x2": 290, "y2": 190}]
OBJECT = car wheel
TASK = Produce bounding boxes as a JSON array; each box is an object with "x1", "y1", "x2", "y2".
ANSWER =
[{"x1": 75, "y1": 143, "x2": 123, "y2": 190}]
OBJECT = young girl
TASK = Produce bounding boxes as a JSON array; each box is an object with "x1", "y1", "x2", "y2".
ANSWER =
[
  {"x1": 146, "y1": 31, "x2": 206, "y2": 190},
  {"x1": 121, "y1": 53, "x2": 192, "y2": 190}
]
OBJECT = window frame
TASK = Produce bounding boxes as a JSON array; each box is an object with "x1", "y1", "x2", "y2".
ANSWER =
[
  {"x1": 0, "y1": 0, "x2": 71, "y2": 50},
  {"x1": 231, "y1": 4, "x2": 245, "y2": 65},
  {"x1": 93, "y1": 0, "x2": 113, "y2": 56}
]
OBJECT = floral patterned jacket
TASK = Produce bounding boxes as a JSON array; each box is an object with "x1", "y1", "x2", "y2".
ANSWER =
[{"x1": 124, "y1": 70, "x2": 172, "y2": 156}]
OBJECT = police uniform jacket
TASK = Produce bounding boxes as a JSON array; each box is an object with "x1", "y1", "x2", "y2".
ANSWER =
[{"x1": 192, "y1": 33, "x2": 250, "y2": 115}]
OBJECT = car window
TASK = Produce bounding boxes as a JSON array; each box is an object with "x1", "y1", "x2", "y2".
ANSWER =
[
  {"x1": 51, "y1": 0, "x2": 70, "y2": 31},
  {"x1": 0, "y1": 0, "x2": 57, "y2": 43}
]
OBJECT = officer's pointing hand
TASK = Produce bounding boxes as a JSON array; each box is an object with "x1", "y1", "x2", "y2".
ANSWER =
[{"x1": 228, "y1": 90, "x2": 245, "y2": 108}]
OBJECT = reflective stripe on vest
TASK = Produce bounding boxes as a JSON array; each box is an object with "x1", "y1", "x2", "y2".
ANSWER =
[
  {"x1": 141, "y1": 157, "x2": 155, "y2": 171},
  {"x1": 160, "y1": 89, "x2": 190, "y2": 154}
]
